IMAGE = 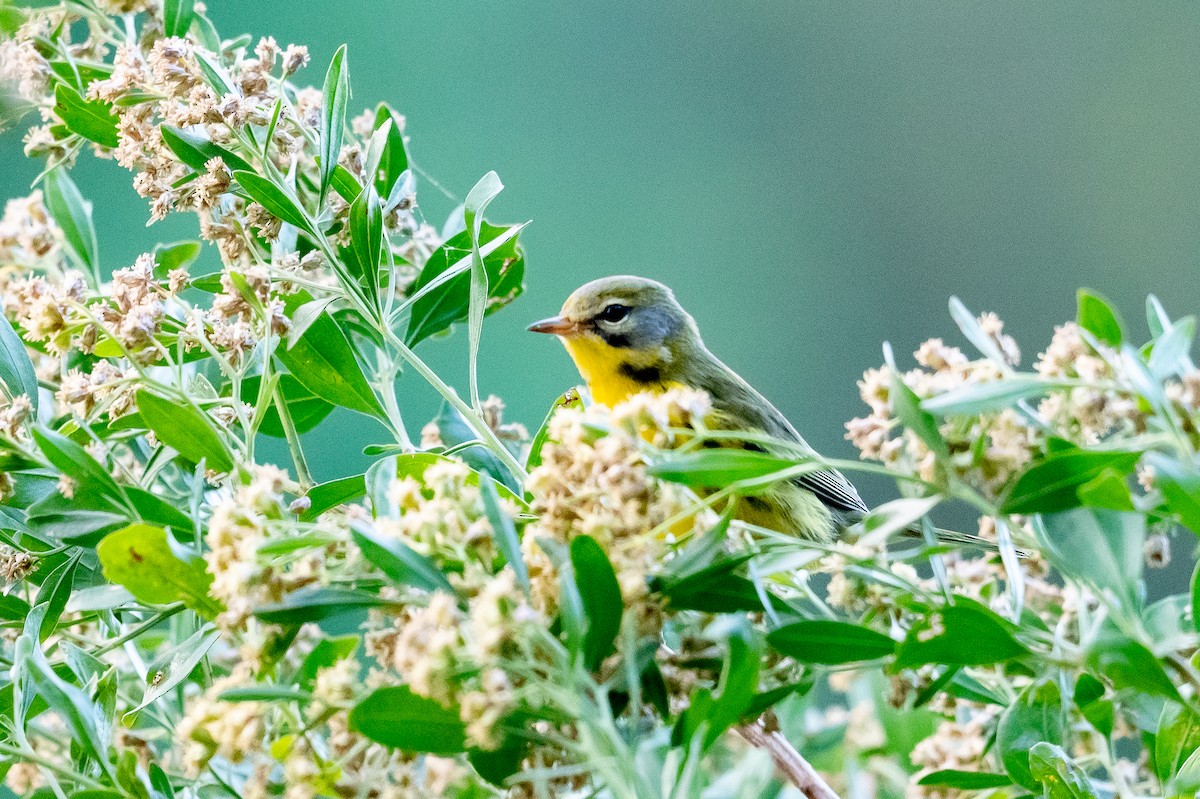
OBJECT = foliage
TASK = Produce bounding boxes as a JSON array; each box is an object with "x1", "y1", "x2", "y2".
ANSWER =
[{"x1": 0, "y1": 3, "x2": 1197, "y2": 799}]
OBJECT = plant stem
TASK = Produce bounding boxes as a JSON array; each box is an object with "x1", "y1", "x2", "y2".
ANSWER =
[
  {"x1": 736, "y1": 720, "x2": 840, "y2": 799},
  {"x1": 273, "y1": 389, "x2": 313, "y2": 487},
  {"x1": 93, "y1": 604, "x2": 185, "y2": 657},
  {"x1": 382, "y1": 327, "x2": 529, "y2": 482},
  {"x1": 0, "y1": 741, "x2": 110, "y2": 792}
]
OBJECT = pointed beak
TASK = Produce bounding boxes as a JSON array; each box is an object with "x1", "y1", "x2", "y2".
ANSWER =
[{"x1": 527, "y1": 316, "x2": 579, "y2": 336}]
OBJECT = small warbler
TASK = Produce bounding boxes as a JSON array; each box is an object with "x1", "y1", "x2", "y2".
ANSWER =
[{"x1": 529, "y1": 275, "x2": 976, "y2": 546}]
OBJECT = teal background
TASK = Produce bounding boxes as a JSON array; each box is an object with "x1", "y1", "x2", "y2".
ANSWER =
[{"x1": 3, "y1": 1, "x2": 1200, "y2": 506}]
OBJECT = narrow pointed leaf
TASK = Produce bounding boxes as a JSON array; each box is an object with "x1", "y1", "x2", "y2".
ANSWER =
[
  {"x1": 319, "y1": 45, "x2": 349, "y2": 202},
  {"x1": 43, "y1": 168, "x2": 98, "y2": 280},
  {"x1": 233, "y1": 170, "x2": 310, "y2": 231},
  {"x1": 0, "y1": 313, "x2": 38, "y2": 412}
]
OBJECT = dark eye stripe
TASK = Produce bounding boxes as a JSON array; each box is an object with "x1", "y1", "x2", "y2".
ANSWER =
[{"x1": 597, "y1": 330, "x2": 631, "y2": 348}]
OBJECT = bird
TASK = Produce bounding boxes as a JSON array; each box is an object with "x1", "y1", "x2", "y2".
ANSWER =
[{"x1": 528, "y1": 275, "x2": 982, "y2": 546}]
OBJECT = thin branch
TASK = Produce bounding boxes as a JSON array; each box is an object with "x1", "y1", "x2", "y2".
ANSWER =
[{"x1": 736, "y1": 718, "x2": 840, "y2": 799}]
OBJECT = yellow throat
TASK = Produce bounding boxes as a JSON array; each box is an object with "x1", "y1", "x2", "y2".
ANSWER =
[{"x1": 562, "y1": 336, "x2": 672, "y2": 407}]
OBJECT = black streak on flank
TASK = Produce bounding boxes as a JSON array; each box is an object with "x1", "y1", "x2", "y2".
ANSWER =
[{"x1": 619, "y1": 362, "x2": 663, "y2": 384}]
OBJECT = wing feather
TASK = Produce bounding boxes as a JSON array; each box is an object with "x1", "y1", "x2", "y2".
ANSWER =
[{"x1": 795, "y1": 468, "x2": 868, "y2": 515}]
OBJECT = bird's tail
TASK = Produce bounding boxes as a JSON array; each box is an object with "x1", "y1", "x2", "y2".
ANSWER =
[{"x1": 906, "y1": 526, "x2": 1029, "y2": 557}]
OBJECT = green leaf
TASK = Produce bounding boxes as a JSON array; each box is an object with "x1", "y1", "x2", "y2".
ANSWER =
[
  {"x1": 0, "y1": 312, "x2": 38, "y2": 411},
  {"x1": 277, "y1": 293, "x2": 384, "y2": 419},
  {"x1": 135, "y1": 390, "x2": 234, "y2": 473},
  {"x1": 152, "y1": 240, "x2": 202, "y2": 276},
  {"x1": 480, "y1": 474, "x2": 529, "y2": 597},
  {"x1": 373, "y1": 103, "x2": 409, "y2": 196},
  {"x1": 1073, "y1": 673, "x2": 1113, "y2": 736},
  {"x1": 192, "y1": 49, "x2": 235, "y2": 95},
  {"x1": 32, "y1": 426, "x2": 123, "y2": 506},
  {"x1": 1156, "y1": 702, "x2": 1200, "y2": 786},
  {"x1": 43, "y1": 168, "x2": 99, "y2": 281},
  {"x1": 653, "y1": 557, "x2": 771, "y2": 613},
  {"x1": 53, "y1": 84, "x2": 118, "y2": 148},
  {"x1": 97, "y1": 524, "x2": 219, "y2": 617},
  {"x1": 299, "y1": 474, "x2": 365, "y2": 522},
  {"x1": 891, "y1": 370, "x2": 949, "y2": 460},
  {"x1": 1122, "y1": 344, "x2": 1169, "y2": 413},
  {"x1": 948, "y1": 296, "x2": 1014, "y2": 365},
  {"x1": 347, "y1": 182, "x2": 383, "y2": 300},
  {"x1": 1075, "y1": 468, "x2": 1135, "y2": 511},
  {"x1": 161, "y1": 126, "x2": 253, "y2": 173},
  {"x1": 570, "y1": 535, "x2": 622, "y2": 669},
  {"x1": 218, "y1": 685, "x2": 313, "y2": 703},
  {"x1": 677, "y1": 622, "x2": 761, "y2": 751},
  {"x1": 405, "y1": 222, "x2": 526, "y2": 346},
  {"x1": 431, "y1": 402, "x2": 523, "y2": 496},
  {"x1": 647, "y1": 449, "x2": 798, "y2": 489},
  {"x1": 0, "y1": 592, "x2": 31, "y2": 622},
  {"x1": 527, "y1": 390, "x2": 583, "y2": 471},
  {"x1": 365, "y1": 453, "x2": 399, "y2": 518},
  {"x1": 33, "y1": 554, "x2": 78, "y2": 641},
  {"x1": 922, "y1": 377, "x2": 1062, "y2": 416},
  {"x1": 253, "y1": 587, "x2": 388, "y2": 624},
  {"x1": 350, "y1": 524, "x2": 454, "y2": 594},
  {"x1": 1000, "y1": 449, "x2": 1142, "y2": 515},
  {"x1": 861, "y1": 495, "x2": 940, "y2": 544},
  {"x1": 1146, "y1": 453, "x2": 1200, "y2": 534},
  {"x1": 554, "y1": 544, "x2": 587, "y2": 655},
  {"x1": 319, "y1": 44, "x2": 349, "y2": 203},
  {"x1": 1037, "y1": 508, "x2": 1143, "y2": 604},
  {"x1": 299, "y1": 636, "x2": 358, "y2": 689},
  {"x1": 47, "y1": 60, "x2": 113, "y2": 90},
  {"x1": 25, "y1": 483, "x2": 191, "y2": 548},
  {"x1": 464, "y1": 171, "x2": 504, "y2": 406},
  {"x1": 1147, "y1": 294, "x2": 1171, "y2": 338},
  {"x1": 1086, "y1": 629, "x2": 1180, "y2": 702},
  {"x1": 21, "y1": 606, "x2": 115, "y2": 780},
  {"x1": 767, "y1": 620, "x2": 896, "y2": 665},
  {"x1": 162, "y1": 0, "x2": 194, "y2": 38},
  {"x1": 233, "y1": 170, "x2": 310, "y2": 231},
  {"x1": 917, "y1": 771, "x2": 1013, "y2": 790},
  {"x1": 374, "y1": 451, "x2": 524, "y2": 508},
  {"x1": 127, "y1": 626, "x2": 218, "y2": 718},
  {"x1": 1193, "y1": 561, "x2": 1200, "y2": 636},
  {"x1": 996, "y1": 680, "x2": 1065, "y2": 790},
  {"x1": 895, "y1": 598, "x2": 1029, "y2": 668},
  {"x1": 349, "y1": 685, "x2": 467, "y2": 754},
  {"x1": 468, "y1": 712, "x2": 531, "y2": 786},
  {"x1": 1077, "y1": 289, "x2": 1124, "y2": 346},
  {"x1": 1148, "y1": 315, "x2": 1196, "y2": 378},
  {"x1": 330, "y1": 164, "x2": 362, "y2": 203},
  {"x1": 1028, "y1": 743, "x2": 1098, "y2": 799}
]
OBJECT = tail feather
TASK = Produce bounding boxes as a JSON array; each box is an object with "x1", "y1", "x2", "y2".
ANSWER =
[{"x1": 906, "y1": 526, "x2": 1029, "y2": 558}]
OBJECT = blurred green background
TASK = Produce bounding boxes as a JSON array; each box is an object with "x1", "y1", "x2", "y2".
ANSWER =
[{"x1": 3, "y1": 0, "x2": 1200, "y2": 500}]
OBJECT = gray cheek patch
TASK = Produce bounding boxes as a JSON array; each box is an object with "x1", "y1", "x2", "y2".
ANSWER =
[{"x1": 625, "y1": 307, "x2": 678, "y2": 348}]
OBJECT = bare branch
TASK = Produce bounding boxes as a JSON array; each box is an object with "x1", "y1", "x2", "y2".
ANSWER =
[{"x1": 737, "y1": 719, "x2": 840, "y2": 799}]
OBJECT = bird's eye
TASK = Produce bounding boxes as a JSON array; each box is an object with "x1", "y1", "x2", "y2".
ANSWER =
[{"x1": 598, "y1": 304, "x2": 630, "y2": 324}]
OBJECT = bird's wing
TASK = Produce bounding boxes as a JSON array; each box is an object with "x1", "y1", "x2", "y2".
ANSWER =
[
  {"x1": 705, "y1": 377, "x2": 871, "y2": 516},
  {"x1": 794, "y1": 467, "x2": 869, "y2": 515}
]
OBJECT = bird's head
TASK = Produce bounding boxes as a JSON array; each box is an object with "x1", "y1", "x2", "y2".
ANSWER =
[{"x1": 528, "y1": 275, "x2": 703, "y2": 404}]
